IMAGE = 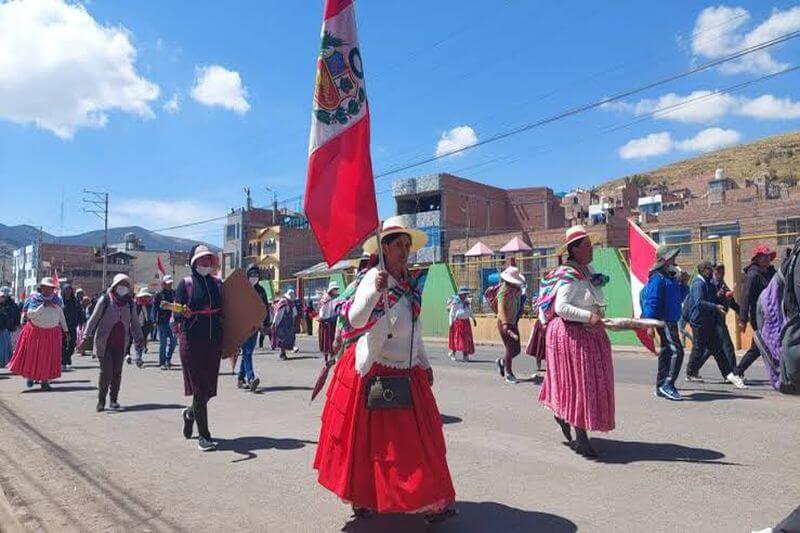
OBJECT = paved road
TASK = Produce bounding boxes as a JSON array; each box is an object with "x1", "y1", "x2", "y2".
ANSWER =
[{"x1": 0, "y1": 336, "x2": 797, "y2": 532}]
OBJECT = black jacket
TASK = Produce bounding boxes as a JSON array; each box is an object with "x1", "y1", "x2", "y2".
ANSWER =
[
  {"x1": 175, "y1": 271, "x2": 223, "y2": 341},
  {"x1": 740, "y1": 264, "x2": 776, "y2": 329},
  {"x1": 0, "y1": 299, "x2": 21, "y2": 332},
  {"x1": 254, "y1": 283, "x2": 271, "y2": 326},
  {"x1": 153, "y1": 288, "x2": 176, "y2": 325},
  {"x1": 62, "y1": 296, "x2": 84, "y2": 330},
  {"x1": 712, "y1": 277, "x2": 740, "y2": 314}
]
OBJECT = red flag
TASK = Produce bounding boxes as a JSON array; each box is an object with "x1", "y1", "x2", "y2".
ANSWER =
[
  {"x1": 20, "y1": 288, "x2": 27, "y2": 301},
  {"x1": 629, "y1": 220, "x2": 658, "y2": 353},
  {"x1": 305, "y1": 0, "x2": 379, "y2": 266},
  {"x1": 53, "y1": 269, "x2": 60, "y2": 288},
  {"x1": 157, "y1": 256, "x2": 167, "y2": 276}
]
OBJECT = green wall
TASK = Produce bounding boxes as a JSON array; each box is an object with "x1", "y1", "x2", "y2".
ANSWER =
[
  {"x1": 259, "y1": 280, "x2": 274, "y2": 300},
  {"x1": 328, "y1": 273, "x2": 347, "y2": 294},
  {"x1": 420, "y1": 263, "x2": 458, "y2": 337},
  {"x1": 591, "y1": 248, "x2": 638, "y2": 346}
]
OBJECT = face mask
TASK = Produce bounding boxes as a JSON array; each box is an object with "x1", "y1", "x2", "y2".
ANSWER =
[
  {"x1": 249, "y1": 276, "x2": 259, "y2": 286},
  {"x1": 115, "y1": 286, "x2": 129, "y2": 297},
  {"x1": 196, "y1": 266, "x2": 212, "y2": 276}
]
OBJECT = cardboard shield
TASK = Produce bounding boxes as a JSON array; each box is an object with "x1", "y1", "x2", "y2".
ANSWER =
[{"x1": 221, "y1": 269, "x2": 268, "y2": 358}]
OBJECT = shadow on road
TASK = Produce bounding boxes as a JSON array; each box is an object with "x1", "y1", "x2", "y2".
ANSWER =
[
  {"x1": 280, "y1": 356, "x2": 319, "y2": 361},
  {"x1": 590, "y1": 438, "x2": 737, "y2": 465},
  {"x1": 51, "y1": 379, "x2": 91, "y2": 385},
  {"x1": 22, "y1": 385, "x2": 97, "y2": 393},
  {"x1": 255, "y1": 385, "x2": 313, "y2": 393},
  {"x1": 683, "y1": 391, "x2": 763, "y2": 402},
  {"x1": 216, "y1": 435, "x2": 317, "y2": 463},
  {"x1": 440, "y1": 414, "x2": 462, "y2": 425},
  {"x1": 341, "y1": 501, "x2": 577, "y2": 533},
  {"x1": 107, "y1": 403, "x2": 184, "y2": 413}
]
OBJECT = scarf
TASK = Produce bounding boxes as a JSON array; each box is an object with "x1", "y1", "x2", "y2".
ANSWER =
[
  {"x1": 339, "y1": 270, "x2": 421, "y2": 346},
  {"x1": 536, "y1": 262, "x2": 587, "y2": 321},
  {"x1": 25, "y1": 291, "x2": 63, "y2": 311}
]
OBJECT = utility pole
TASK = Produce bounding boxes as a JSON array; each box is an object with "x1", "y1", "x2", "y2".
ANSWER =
[
  {"x1": 265, "y1": 186, "x2": 278, "y2": 225},
  {"x1": 83, "y1": 189, "x2": 109, "y2": 289}
]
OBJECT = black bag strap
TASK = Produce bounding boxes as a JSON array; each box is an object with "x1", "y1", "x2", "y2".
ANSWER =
[{"x1": 408, "y1": 317, "x2": 415, "y2": 370}]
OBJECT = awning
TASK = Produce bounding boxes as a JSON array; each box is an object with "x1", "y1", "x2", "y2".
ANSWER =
[{"x1": 294, "y1": 259, "x2": 356, "y2": 278}]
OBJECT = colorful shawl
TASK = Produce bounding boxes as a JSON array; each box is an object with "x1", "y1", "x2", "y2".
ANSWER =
[
  {"x1": 24, "y1": 291, "x2": 63, "y2": 312},
  {"x1": 536, "y1": 263, "x2": 587, "y2": 321},
  {"x1": 339, "y1": 270, "x2": 421, "y2": 347}
]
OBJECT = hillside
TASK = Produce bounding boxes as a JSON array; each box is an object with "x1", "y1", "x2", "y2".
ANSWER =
[
  {"x1": 602, "y1": 130, "x2": 800, "y2": 194},
  {"x1": 0, "y1": 224, "x2": 217, "y2": 252}
]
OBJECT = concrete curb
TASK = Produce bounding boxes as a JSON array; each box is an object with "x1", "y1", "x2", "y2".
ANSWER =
[{"x1": 0, "y1": 483, "x2": 24, "y2": 533}]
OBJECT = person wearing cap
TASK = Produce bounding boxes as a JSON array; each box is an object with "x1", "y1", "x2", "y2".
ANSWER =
[
  {"x1": 271, "y1": 289, "x2": 298, "y2": 360},
  {"x1": 316, "y1": 281, "x2": 340, "y2": 362},
  {"x1": 495, "y1": 265, "x2": 526, "y2": 383},
  {"x1": 236, "y1": 265, "x2": 268, "y2": 391},
  {"x1": 640, "y1": 245, "x2": 689, "y2": 400},
  {"x1": 126, "y1": 288, "x2": 155, "y2": 368},
  {"x1": 734, "y1": 244, "x2": 777, "y2": 379},
  {"x1": 8, "y1": 278, "x2": 69, "y2": 391},
  {"x1": 60, "y1": 282, "x2": 84, "y2": 371},
  {"x1": 175, "y1": 244, "x2": 224, "y2": 452},
  {"x1": 447, "y1": 287, "x2": 476, "y2": 362},
  {"x1": 83, "y1": 274, "x2": 145, "y2": 411},
  {"x1": 314, "y1": 217, "x2": 456, "y2": 524},
  {"x1": 153, "y1": 275, "x2": 177, "y2": 370},
  {"x1": 536, "y1": 226, "x2": 614, "y2": 458},
  {"x1": 0, "y1": 287, "x2": 21, "y2": 367}
]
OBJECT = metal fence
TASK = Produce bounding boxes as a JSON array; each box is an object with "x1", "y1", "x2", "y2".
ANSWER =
[
  {"x1": 618, "y1": 237, "x2": 725, "y2": 275},
  {"x1": 737, "y1": 232, "x2": 799, "y2": 268}
]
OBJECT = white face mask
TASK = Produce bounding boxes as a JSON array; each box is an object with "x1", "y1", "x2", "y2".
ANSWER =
[
  {"x1": 115, "y1": 286, "x2": 129, "y2": 297},
  {"x1": 249, "y1": 276, "x2": 259, "y2": 286},
  {"x1": 196, "y1": 266, "x2": 212, "y2": 276}
]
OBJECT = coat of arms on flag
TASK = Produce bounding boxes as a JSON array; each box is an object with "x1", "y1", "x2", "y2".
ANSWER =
[{"x1": 314, "y1": 31, "x2": 366, "y2": 124}]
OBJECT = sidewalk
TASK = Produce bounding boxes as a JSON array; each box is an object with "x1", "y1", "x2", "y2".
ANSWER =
[{"x1": 423, "y1": 335, "x2": 654, "y2": 355}]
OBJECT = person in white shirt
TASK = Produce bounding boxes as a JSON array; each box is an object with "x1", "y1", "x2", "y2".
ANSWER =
[
  {"x1": 317, "y1": 281, "x2": 340, "y2": 362},
  {"x1": 313, "y1": 216, "x2": 456, "y2": 524},
  {"x1": 447, "y1": 287, "x2": 476, "y2": 362},
  {"x1": 8, "y1": 277, "x2": 69, "y2": 391}
]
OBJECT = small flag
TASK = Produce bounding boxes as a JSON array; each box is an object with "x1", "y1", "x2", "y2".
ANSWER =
[
  {"x1": 20, "y1": 288, "x2": 27, "y2": 301},
  {"x1": 157, "y1": 256, "x2": 167, "y2": 276},
  {"x1": 53, "y1": 269, "x2": 60, "y2": 288},
  {"x1": 629, "y1": 220, "x2": 657, "y2": 353},
  {"x1": 304, "y1": 0, "x2": 379, "y2": 266}
]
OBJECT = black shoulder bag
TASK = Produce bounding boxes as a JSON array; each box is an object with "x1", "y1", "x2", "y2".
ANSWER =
[{"x1": 365, "y1": 313, "x2": 414, "y2": 410}]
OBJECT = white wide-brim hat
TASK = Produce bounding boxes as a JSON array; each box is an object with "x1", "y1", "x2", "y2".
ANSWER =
[
  {"x1": 500, "y1": 266, "x2": 526, "y2": 286},
  {"x1": 327, "y1": 281, "x2": 340, "y2": 293},
  {"x1": 136, "y1": 288, "x2": 153, "y2": 299},
  {"x1": 39, "y1": 277, "x2": 57, "y2": 288},
  {"x1": 285, "y1": 289, "x2": 296, "y2": 299},
  {"x1": 362, "y1": 216, "x2": 428, "y2": 255},
  {"x1": 110, "y1": 273, "x2": 131, "y2": 289},
  {"x1": 558, "y1": 225, "x2": 596, "y2": 254},
  {"x1": 190, "y1": 245, "x2": 217, "y2": 267},
  {"x1": 162, "y1": 275, "x2": 173, "y2": 284}
]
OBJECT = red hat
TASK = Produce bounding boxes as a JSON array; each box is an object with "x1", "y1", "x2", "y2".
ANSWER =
[{"x1": 751, "y1": 244, "x2": 777, "y2": 262}]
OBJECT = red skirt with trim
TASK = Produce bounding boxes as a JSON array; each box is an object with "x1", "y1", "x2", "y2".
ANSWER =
[
  {"x1": 448, "y1": 319, "x2": 475, "y2": 355},
  {"x1": 313, "y1": 344, "x2": 456, "y2": 514},
  {"x1": 8, "y1": 323, "x2": 62, "y2": 381}
]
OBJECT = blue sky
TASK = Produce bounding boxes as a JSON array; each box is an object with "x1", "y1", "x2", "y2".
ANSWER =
[{"x1": 1, "y1": 0, "x2": 799, "y2": 246}]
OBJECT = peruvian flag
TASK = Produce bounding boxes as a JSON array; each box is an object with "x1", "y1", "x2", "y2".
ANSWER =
[
  {"x1": 52, "y1": 269, "x2": 60, "y2": 288},
  {"x1": 157, "y1": 256, "x2": 167, "y2": 276},
  {"x1": 629, "y1": 219, "x2": 658, "y2": 353},
  {"x1": 305, "y1": 0, "x2": 379, "y2": 266}
]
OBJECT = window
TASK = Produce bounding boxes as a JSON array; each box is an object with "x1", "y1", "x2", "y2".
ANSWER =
[
  {"x1": 659, "y1": 228, "x2": 692, "y2": 255},
  {"x1": 701, "y1": 222, "x2": 740, "y2": 238},
  {"x1": 777, "y1": 218, "x2": 800, "y2": 245},
  {"x1": 419, "y1": 226, "x2": 441, "y2": 249},
  {"x1": 225, "y1": 224, "x2": 237, "y2": 240}
]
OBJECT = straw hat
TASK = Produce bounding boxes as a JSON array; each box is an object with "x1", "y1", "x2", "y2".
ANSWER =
[
  {"x1": 651, "y1": 245, "x2": 681, "y2": 271},
  {"x1": 136, "y1": 287, "x2": 152, "y2": 299},
  {"x1": 457, "y1": 286, "x2": 471, "y2": 295},
  {"x1": 110, "y1": 273, "x2": 130, "y2": 289},
  {"x1": 500, "y1": 266, "x2": 526, "y2": 286},
  {"x1": 190, "y1": 245, "x2": 217, "y2": 267},
  {"x1": 362, "y1": 216, "x2": 427, "y2": 255},
  {"x1": 558, "y1": 225, "x2": 596, "y2": 254},
  {"x1": 39, "y1": 277, "x2": 57, "y2": 288}
]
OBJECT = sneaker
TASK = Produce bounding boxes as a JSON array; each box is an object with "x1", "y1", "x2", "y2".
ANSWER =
[
  {"x1": 40, "y1": 382, "x2": 52, "y2": 391},
  {"x1": 125, "y1": 355, "x2": 132, "y2": 365},
  {"x1": 249, "y1": 377, "x2": 260, "y2": 392},
  {"x1": 685, "y1": 373, "x2": 704, "y2": 383},
  {"x1": 182, "y1": 408, "x2": 194, "y2": 439},
  {"x1": 496, "y1": 358, "x2": 505, "y2": 377},
  {"x1": 166, "y1": 362, "x2": 172, "y2": 370},
  {"x1": 726, "y1": 372, "x2": 747, "y2": 389},
  {"x1": 62, "y1": 364, "x2": 68, "y2": 371},
  {"x1": 135, "y1": 358, "x2": 144, "y2": 369},
  {"x1": 236, "y1": 378, "x2": 246, "y2": 389},
  {"x1": 279, "y1": 352, "x2": 287, "y2": 360},
  {"x1": 160, "y1": 365, "x2": 168, "y2": 371},
  {"x1": 292, "y1": 347, "x2": 300, "y2": 353},
  {"x1": 197, "y1": 436, "x2": 217, "y2": 452},
  {"x1": 65, "y1": 364, "x2": 72, "y2": 371},
  {"x1": 654, "y1": 388, "x2": 664, "y2": 398},
  {"x1": 96, "y1": 401, "x2": 105, "y2": 412},
  {"x1": 505, "y1": 373, "x2": 518, "y2": 384},
  {"x1": 463, "y1": 355, "x2": 469, "y2": 362},
  {"x1": 109, "y1": 401, "x2": 121, "y2": 411},
  {"x1": 449, "y1": 351, "x2": 457, "y2": 362},
  {"x1": 658, "y1": 384, "x2": 683, "y2": 401}
]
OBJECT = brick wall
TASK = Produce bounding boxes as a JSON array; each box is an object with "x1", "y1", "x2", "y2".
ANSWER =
[{"x1": 279, "y1": 227, "x2": 323, "y2": 279}]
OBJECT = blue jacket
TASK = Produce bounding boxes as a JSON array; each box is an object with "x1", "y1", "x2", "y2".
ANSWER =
[
  {"x1": 641, "y1": 270, "x2": 686, "y2": 323},
  {"x1": 688, "y1": 276, "x2": 720, "y2": 327}
]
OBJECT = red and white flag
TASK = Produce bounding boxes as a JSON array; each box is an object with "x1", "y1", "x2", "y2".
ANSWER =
[
  {"x1": 52, "y1": 269, "x2": 60, "y2": 288},
  {"x1": 157, "y1": 256, "x2": 167, "y2": 276},
  {"x1": 629, "y1": 219, "x2": 658, "y2": 353},
  {"x1": 305, "y1": 0, "x2": 379, "y2": 266}
]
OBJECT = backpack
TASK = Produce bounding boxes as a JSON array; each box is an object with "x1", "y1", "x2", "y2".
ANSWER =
[
  {"x1": 484, "y1": 284, "x2": 501, "y2": 314},
  {"x1": 778, "y1": 241, "x2": 800, "y2": 394}
]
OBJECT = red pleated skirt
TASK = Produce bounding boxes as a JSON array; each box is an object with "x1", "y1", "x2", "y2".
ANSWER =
[
  {"x1": 538, "y1": 317, "x2": 615, "y2": 432},
  {"x1": 318, "y1": 321, "x2": 336, "y2": 354},
  {"x1": 314, "y1": 344, "x2": 456, "y2": 514},
  {"x1": 8, "y1": 323, "x2": 62, "y2": 381},
  {"x1": 448, "y1": 319, "x2": 475, "y2": 355}
]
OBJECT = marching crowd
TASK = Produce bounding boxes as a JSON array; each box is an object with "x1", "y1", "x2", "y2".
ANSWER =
[{"x1": 1, "y1": 220, "x2": 799, "y2": 524}]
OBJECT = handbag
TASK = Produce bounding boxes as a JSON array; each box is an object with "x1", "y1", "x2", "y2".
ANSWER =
[{"x1": 365, "y1": 314, "x2": 415, "y2": 410}]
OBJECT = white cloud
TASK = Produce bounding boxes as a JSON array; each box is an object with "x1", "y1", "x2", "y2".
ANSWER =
[
  {"x1": 435, "y1": 125, "x2": 478, "y2": 158},
  {"x1": 619, "y1": 132, "x2": 674, "y2": 160},
  {"x1": 163, "y1": 91, "x2": 181, "y2": 114},
  {"x1": 619, "y1": 128, "x2": 741, "y2": 160},
  {"x1": 691, "y1": 5, "x2": 800, "y2": 74},
  {"x1": 190, "y1": 65, "x2": 250, "y2": 114},
  {"x1": 675, "y1": 127, "x2": 741, "y2": 153},
  {"x1": 0, "y1": 0, "x2": 159, "y2": 139},
  {"x1": 737, "y1": 94, "x2": 800, "y2": 119}
]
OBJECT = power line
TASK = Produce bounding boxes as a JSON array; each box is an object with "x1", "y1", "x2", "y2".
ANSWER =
[{"x1": 372, "y1": 29, "x2": 800, "y2": 180}]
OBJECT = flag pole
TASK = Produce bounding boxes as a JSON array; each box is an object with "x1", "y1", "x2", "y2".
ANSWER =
[{"x1": 374, "y1": 224, "x2": 394, "y2": 339}]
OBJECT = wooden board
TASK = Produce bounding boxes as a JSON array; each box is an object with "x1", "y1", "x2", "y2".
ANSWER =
[{"x1": 221, "y1": 269, "x2": 267, "y2": 358}]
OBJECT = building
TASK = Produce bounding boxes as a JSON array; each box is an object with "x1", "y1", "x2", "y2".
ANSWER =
[
  {"x1": 222, "y1": 207, "x2": 278, "y2": 276},
  {"x1": 392, "y1": 173, "x2": 565, "y2": 263},
  {"x1": 125, "y1": 250, "x2": 191, "y2": 291},
  {"x1": 245, "y1": 224, "x2": 323, "y2": 285}
]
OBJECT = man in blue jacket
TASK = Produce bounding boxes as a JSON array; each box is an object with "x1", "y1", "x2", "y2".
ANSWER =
[
  {"x1": 685, "y1": 262, "x2": 746, "y2": 388},
  {"x1": 641, "y1": 246, "x2": 686, "y2": 401}
]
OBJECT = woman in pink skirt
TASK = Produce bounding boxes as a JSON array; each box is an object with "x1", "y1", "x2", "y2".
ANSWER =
[
  {"x1": 537, "y1": 226, "x2": 614, "y2": 458},
  {"x1": 9, "y1": 277, "x2": 69, "y2": 391}
]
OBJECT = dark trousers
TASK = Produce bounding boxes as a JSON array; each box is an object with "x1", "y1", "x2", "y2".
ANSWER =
[
  {"x1": 736, "y1": 331, "x2": 762, "y2": 376},
  {"x1": 498, "y1": 322, "x2": 521, "y2": 375},
  {"x1": 62, "y1": 326, "x2": 77, "y2": 366},
  {"x1": 694, "y1": 321, "x2": 735, "y2": 377},
  {"x1": 98, "y1": 348, "x2": 125, "y2": 402},
  {"x1": 687, "y1": 324, "x2": 732, "y2": 377},
  {"x1": 188, "y1": 394, "x2": 211, "y2": 439},
  {"x1": 656, "y1": 322, "x2": 684, "y2": 388}
]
